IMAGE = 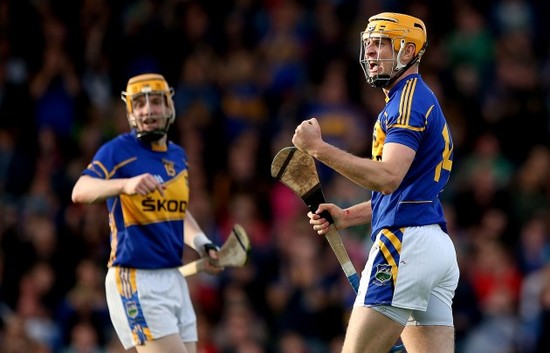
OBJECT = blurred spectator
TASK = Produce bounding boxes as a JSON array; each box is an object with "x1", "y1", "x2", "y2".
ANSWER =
[
  {"x1": 55, "y1": 259, "x2": 110, "y2": 350},
  {"x1": 490, "y1": 0, "x2": 536, "y2": 37},
  {"x1": 2, "y1": 313, "x2": 44, "y2": 353},
  {"x1": 445, "y1": 3, "x2": 495, "y2": 94},
  {"x1": 507, "y1": 145, "x2": 550, "y2": 228},
  {"x1": 516, "y1": 211, "x2": 550, "y2": 275},
  {"x1": 173, "y1": 52, "x2": 220, "y2": 124},
  {"x1": 481, "y1": 35, "x2": 547, "y2": 164},
  {"x1": 302, "y1": 60, "x2": 369, "y2": 182},
  {"x1": 258, "y1": 0, "x2": 309, "y2": 114},
  {"x1": 519, "y1": 264, "x2": 550, "y2": 352},
  {"x1": 278, "y1": 330, "x2": 309, "y2": 353},
  {"x1": 452, "y1": 160, "x2": 512, "y2": 232},
  {"x1": 29, "y1": 16, "x2": 82, "y2": 139},
  {"x1": 466, "y1": 240, "x2": 522, "y2": 312},
  {"x1": 451, "y1": 132, "x2": 514, "y2": 191},
  {"x1": 15, "y1": 262, "x2": 61, "y2": 350},
  {"x1": 218, "y1": 49, "x2": 268, "y2": 142},
  {"x1": 266, "y1": 231, "x2": 346, "y2": 348},
  {"x1": 61, "y1": 320, "x2": 106, "y2": 353},
  {"x1": 536, "y1": 281, "x2": 550, "y2": 353},
  {"x1": 213, "y1": 285, "x2": 269, "y2": 353},
  {"x1": 461, "y1": 285, "x2": 521, "y2": 353}
]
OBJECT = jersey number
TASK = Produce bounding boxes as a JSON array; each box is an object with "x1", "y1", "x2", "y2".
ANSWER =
[{"x1": 434, "y1": 123, "x2": 452, "y2": 182}]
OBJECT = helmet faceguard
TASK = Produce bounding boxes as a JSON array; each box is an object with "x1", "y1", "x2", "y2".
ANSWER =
[
  {"x1": 121, "y1": 73, "x2": 175, "y2": 143},
  {"x1": 359, "y1": 13, "x2": 427, "y2": 88}
]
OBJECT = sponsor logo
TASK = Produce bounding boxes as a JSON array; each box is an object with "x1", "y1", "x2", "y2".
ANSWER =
[{"x1": 142, "y1": 198, "x2": 188, "y2": 213}]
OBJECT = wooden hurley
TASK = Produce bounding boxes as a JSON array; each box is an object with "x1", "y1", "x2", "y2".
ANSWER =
[
  {"x1": 270, "y1": 146, "x2": 360, "y2": 293},
  {"x1": 179, "y1": 224, "x2": 250, "y2": 277}
]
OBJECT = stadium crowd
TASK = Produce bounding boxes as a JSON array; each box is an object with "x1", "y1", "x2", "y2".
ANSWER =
[{"x1": 0, "y1": 0, "x2": 549, "y2": 352}]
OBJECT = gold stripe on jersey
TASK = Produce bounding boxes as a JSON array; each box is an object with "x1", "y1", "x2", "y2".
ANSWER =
[
  {"x1": 87, "y1": 161, "x2": 109, "y2": 178},
  {"x1": 387, "y1": 78, "x2": 428, "y2": 133},
  {"x1": 108, "y1": 203, "x2": 119, "y2": 267},
  {"x1": 425, "y1": 105, "x2": 434, "y2": 120},
  {"x1": 387, "y1": 124, "x2": 425, "y2": 132},
  {"x1": 397, "y1": 78, "x2": 417, "y2": 126},
  {"x1": 120, "y1": 170, "x2": 189, "y2": 227},
  {"x1": 106, "y1": 157, "x2": 138, "y2": 179},
  {"x1": 88, "y1": 157, "x2": 138, "y2": 179}
]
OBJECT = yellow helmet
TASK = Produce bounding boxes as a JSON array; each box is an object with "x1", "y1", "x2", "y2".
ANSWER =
[
  {"x1": 121, "y1": 73, "x2": 175, "y2": 142},
  {"x1": 366, "y1": 13, "x2": 427, "y2": 57},
  {"x1": 360, "y1": 13, "x2": 428, "y2": 88}
]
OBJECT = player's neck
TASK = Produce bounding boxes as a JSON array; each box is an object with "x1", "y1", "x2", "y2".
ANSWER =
[
  {"x1": 383, "y1": 66, "x2": 419, "y2": 93},
  {"x1": 152, "y1": 135, "x2": 167, "y2": 148}
]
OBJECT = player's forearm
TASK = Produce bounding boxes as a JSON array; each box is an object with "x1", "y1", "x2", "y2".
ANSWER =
[
  {"x1": 342, "y1": 201, "x2": 372, "y2": 228},
  {"x1": 184, "y1": 212, "x2": 212, "y2": 255},
  {"x1": 71, "y1": 175, "x2": 126, "y2": 204},
  {"x1": 310, "y1": 142, "x2": 397, "y2": 194}
]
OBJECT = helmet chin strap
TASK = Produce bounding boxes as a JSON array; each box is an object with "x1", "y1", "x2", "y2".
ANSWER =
[
  {"x1": 368, "y1": 74, "x2": 391, "y2": 88},
  {"x1": 372, "y1": 56, "x2": 421, "y2": 89},
  {"x1": 133, "y1": 115, "x2": 171, "y2": 143},
  {"x1": 136, "y1": 129, "x2": 166, "y2": 143}
]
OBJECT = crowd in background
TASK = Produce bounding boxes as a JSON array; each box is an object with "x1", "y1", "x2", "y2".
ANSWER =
[{"x1": 0, "y1": 0, "x2": 549, "y2": 352}]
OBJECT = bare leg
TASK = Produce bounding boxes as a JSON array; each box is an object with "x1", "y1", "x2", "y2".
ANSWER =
[
  {"x1": 342, "y1": 306, "x2": 404, "y2": 353},
  {"x1": 184, "y1": 342, "x2": 197, "y2": 353},
  {"x1": 134, "y1": 333, "x2": 192, "y2": 353},
  {"x1": 401, "y1": 326, "x2": 454, "y2": 353}
]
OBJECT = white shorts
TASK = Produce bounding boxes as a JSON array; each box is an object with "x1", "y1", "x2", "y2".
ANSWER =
[
  {"x1": 105, "y1": 267, "x2": 197, "y2": 349},
  {"x1": 355, "y1": 225, "x2": 459, "y2": 323}
]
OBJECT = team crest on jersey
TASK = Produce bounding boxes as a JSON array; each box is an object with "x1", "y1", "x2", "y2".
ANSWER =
[
  {"x1": 162, "y1": 159, "x2": 175, "y2": 176},
  {"x1": 374, "y1": 264, "x2": 392, "y2": 286},
  {"x1": 125, "y1": 301, "x2": 139, "y2": 318}
]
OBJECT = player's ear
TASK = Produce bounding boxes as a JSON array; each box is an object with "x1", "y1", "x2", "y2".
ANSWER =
[
  {"x1": 399, "y1": 42, "x2": 416, "y2": 64},
  {"x1": 402, "y1": 43, "x2": 416, "y2": 63}
]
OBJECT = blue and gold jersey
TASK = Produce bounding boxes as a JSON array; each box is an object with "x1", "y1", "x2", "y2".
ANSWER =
[
  {"x1": 370, "y1": 74, "x2": 453, "y2": 239},
  {"x1": 82, "y1": 133, "x2": 189, "y2": 269}
]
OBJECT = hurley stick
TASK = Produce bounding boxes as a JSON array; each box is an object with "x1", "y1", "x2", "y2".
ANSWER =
[
  {"x1": 271, "y1": 146, "x2": 360, "y2": 293},
  {"x1": 179, "y1": 224, "x2": 250, "y2": 277},
  {"x1": 271, "y1": 147, "x2": 406, "y2": 353}
]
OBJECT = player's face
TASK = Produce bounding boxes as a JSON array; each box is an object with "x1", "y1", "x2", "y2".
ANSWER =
[
  {"x1": 363, "y1": 37, "x2": 394, "y2": 78},
  {"x1": 131, "y1": 93, "x2": 170, "y2": 131}
]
